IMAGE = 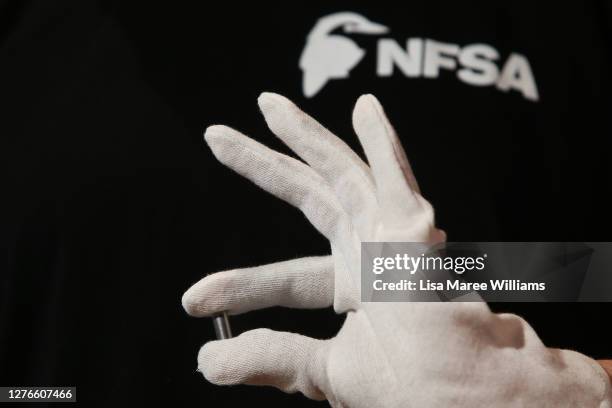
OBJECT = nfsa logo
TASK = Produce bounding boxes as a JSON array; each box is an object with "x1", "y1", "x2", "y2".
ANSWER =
[{"x1": 299, "y1": 12, "x2": 539, "y2": 101}]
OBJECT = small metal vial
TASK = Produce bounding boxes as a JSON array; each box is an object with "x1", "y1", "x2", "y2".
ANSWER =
[{"x1": 212, "y1": 312, "x2": 232, "y2": 339}]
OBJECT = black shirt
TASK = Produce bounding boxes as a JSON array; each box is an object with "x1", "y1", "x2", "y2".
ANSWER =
[{"x1": 1, "y1": 1, "x2": 611, "y2": 406}]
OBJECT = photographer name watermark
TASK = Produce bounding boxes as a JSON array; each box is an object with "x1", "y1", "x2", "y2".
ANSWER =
[{"x1": 361, "y1": 242, "x2": 612, "y2": 302}]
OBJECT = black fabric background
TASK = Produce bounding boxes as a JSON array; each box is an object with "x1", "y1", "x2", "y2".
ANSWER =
[{"x1": 1, "y1": 1, "x2": 611, "y2": 407}]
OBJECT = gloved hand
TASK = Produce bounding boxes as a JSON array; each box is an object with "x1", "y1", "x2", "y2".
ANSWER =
[{"x1": 182, "y1": 93, "x2": 612, "y2": 407}]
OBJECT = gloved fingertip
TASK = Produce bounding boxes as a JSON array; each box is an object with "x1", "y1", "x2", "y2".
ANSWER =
[
  {"x1": 198, "y1": 340, "x2": 230, "y2": 384},
  {"x1": 258, "y1": 91, "x2": 278, "y2": 100},
  {"x1": 353, "y1": 94, "x2": 391, "y2": 144},
  {"x1": 182, "y1": 270, "x2": 239, "y2": 317},
  {"x1": 357, "y1": 93, "x2": 376, "y2": 102},
  {"x1": 257, "y1": 92, "x2": 288, "y2": 114},
  {"x1": 258, "y1": 91, "x2": 284, "y2": 103},
  {"x1": 353, "y1": 94, "x2": 381, "y2": 119},
  {"x1": 203, "y1": 125, "x2": 244, "y2": 163},
  {"x1": 181, "y1": 288, "x2": 201, "y2": 317},
  {"x1": 353, "y1": 95, "x2": 372, "y2": 126},
  {"x1": 203, "y1": 124, "x2": 228, "y2": 144}
]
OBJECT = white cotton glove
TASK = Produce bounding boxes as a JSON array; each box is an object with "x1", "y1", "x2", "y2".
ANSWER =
[{"x1": 182, "y1": 93, "x2": 612, "y2": 407}]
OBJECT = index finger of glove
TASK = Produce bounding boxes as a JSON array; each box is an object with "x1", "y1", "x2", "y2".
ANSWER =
[{"x1": 182, "y1": 256, "x2": 334, "y2": 317}]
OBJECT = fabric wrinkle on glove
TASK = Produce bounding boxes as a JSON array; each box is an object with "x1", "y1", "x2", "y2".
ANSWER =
[{"x1": 182, "y1": 93, "x2": 612, "y2": 407}]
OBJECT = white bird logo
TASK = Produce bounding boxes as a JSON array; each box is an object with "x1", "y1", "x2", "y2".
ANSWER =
[{"x1": 299, "y1": 12, "x2": 389, "y2": 98}]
